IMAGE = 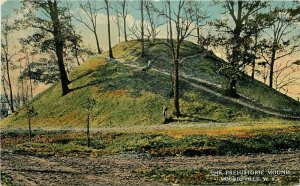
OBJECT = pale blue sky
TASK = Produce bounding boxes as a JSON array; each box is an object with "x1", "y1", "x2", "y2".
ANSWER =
[{"x1": 1, "y1": 0, "x2": 299, "y2": 97}]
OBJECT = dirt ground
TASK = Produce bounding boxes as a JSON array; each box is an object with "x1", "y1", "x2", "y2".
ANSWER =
[{"x1": 1, "y1": 150, "x2": 299, "y2": 185}]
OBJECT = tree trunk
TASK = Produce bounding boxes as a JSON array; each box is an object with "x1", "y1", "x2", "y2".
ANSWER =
[
  {"x1": 123, "y1": 16, "x2": 127, "y2": 41},
  {"x1": 19, "y1": 61, "x2": 25, "y2": 105},
  {"x1": 228, "y1": 22, "x2": 242, "y2": 98},
  {"x1": 72, "y1": 29, "x2": 80, "y2": 66},
  {"x1": 3, "y1": 24, "x2": 14, "y2": 113},
  {"x1": 122, "y1": 0, "x2": 128, "y2": 42},
  {"x1": 27, "y1": 53, "x2": 34, "y2": 99},
  {"x1": 173, "y1": 43, "x2": 181, "y2": 117},
  {"x1": 151, "y1": 28, "x2": 155, "y2": 44},
  {"x1": 49, "y1": 0, "x2": 70, "y2": 96},
  {"x1": 86, "y1": 112, "x2": 90, "y2": 147},
  {"x1": 269, "y1": 62, "x2": 274, "y2": 88},
  {"x1": 166, "y1": 13, "x2": 169, "y2": 42},
  {"x1": 16, "y1": 85, "x2": 21, "y2": 108},
  {"x1": 5, "y1": 60, "x2": 14, "y2": 113},
  {"x1": 269, "y1": 44, "x2": 276, "y2": 88},
  {"x1": 73, "y1": 39, "x2": 80, "y2": 66},
  {"x1": 28, "y1": 108, "x2": 32, "y2": 141},
  {"x1": 167, "y1": 1, "x2": 180, "y2": 117},
  {"x1": 140, "y1": 0, "x2": 145, "y2": 57},
  {"x1": 226, "y1": 1, "x2": 243, "y2": 98},
  {"x1": 251, "y1": 60, "x2": 255, "y2": 81},
  {"x1": 56, "y1": 43, "x2": 70, "y2": 96},
  {"x1": 75, "y1": 48, "x2": 80, "y2": 66},
  {"x1": 29, "y1": 71, "x2": 33, "y2": 99},
  {"x1": 173, "y1": 58, "x2": 180, "y2": 117},
  {"x1": 94, "y1": 31, "x2": 102, "y2": 54},
  {"x1": 251, "y1": 33, "x2": 258, "y2": 81},
  {"x1": 229, "y1": 79, "x2": 238, "y2": 97},
  {"x1": 1, "y1": 77, "x2": 10, "y2": 110},
  {"x1": 21, "y1": 77, "x2": 25, "y2": 105},
  {"x1": 116, "y1": 14, "x2": 121, "y2": 43},
  {"x1": 105, "y1": 0, "x2": 114, "y2": 59},
  {"x1": 197, "y1": 26, "x2": 200, "y2": 45}
]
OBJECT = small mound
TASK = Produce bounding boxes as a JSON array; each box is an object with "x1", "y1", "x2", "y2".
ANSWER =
[{"x1": 2, "y1": 40, "x2": 299, "y2": 129}]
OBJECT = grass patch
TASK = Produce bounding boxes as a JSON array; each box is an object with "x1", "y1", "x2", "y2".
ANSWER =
[{"x1": 2, "y1": 122, "x2": 299, "y2": 157}]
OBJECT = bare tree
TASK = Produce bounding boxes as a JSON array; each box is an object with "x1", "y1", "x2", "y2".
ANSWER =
[
  {"x1": 26, "y1": 103, "x2": 37, "y2": 141},
  {"x1": 144, "y1": 0, "x2": 163, "y2": 44},
  {"x1": 260, "y1": 6, "x2": 300, "y2": 88},
  {"x1": 66, "y1": 2, "x2": 82, "y2": 66},
  {"x1": 74, "y1": 0, "x2": 102, "y2": 54},
  {"x1": 17, "y1": 43, "x2": 35, "y2": 100},
  {"x1": 140, "y1": 0, "x2": 145, "y2": 57},
  {"x1": 1, "y1": 73, "x2": 11, "y2": 112},
  {"x1": 113, "y1": 10, "x2": 121, "y2": 43},
  {"x1": 159, "y1": 0, "x2": 200, "y2": 117},
  {"x1": 128, "y1": 21, "x2": 141, "y2": 39},
  {"x1": 257, "y1": 61, "x2": 269, "y2": 84},
  {"x1": 194, "y1": 5, "x2": 209, "y2": 45},
  {"x1": 24, "y1": 49, "x2": 34, "y2": 99},
  {"x1": 127, "y1": 0, "x2": 146, "y2": 57},
  {"x1": 1, "y1": 18, "x2": 17, "y2": 113},
  {"x1": 164, "y1": 4, "x2": 169, "y2": 42},
  {"x1": 274, "y1": 60, "x2": 300, "y2": 93},
  {"x1": 83, "y1": 98, "x2": 96, "y2": 147},
  {"x1": 119, "y1": 0, "x2": 129, "y2": 41},
  {"x1": 104, "y1": 0, "x2": 114, "y2": 59},
  {"x1": 18, "y1": 59, "x2": 26, "y2": 105}
]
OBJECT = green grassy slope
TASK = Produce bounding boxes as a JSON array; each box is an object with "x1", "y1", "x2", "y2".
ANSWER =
[
  {"x1": 113, "y1": 39, "x2": 300, "y2": 112},
  {"x1": 2, "y1": 40, "x2": 299, "y2": 129}
]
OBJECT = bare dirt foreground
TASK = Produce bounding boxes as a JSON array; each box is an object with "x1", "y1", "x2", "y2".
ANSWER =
[{"x1": 1, "y1": 150, "x2": 299, "y2": 185}]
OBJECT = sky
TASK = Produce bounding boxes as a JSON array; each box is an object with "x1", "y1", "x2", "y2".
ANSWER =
[
  {"x1": 0, "y1": 0, "x2": 7, "y2": 5},
  {"x1": 1, "y1": 0, "x2": 300, "y2": 99}
]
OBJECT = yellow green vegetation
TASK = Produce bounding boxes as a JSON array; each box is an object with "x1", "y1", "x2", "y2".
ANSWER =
[
  {"x1": 1, "y1": 121, "x2": 300, "y2": 157},
  {"x1": 1, "y1": 40, "x2": 299, "y2": 129},
  {"x1": 1, "y1": 121, "x2": 299, "y2": 185},
  {"x1": 144, "y1": 122, "x2": 300, "y2": 138}
]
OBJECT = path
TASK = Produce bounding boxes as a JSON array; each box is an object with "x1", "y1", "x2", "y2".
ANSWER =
[
  {"x1": 1, "y1": 121, "x2": 286, "y2": 134},
  {"x1": 112, "y1": 57, "x2": 300, "y2": 120},
  {"x1": 1, "y1": 150, "x2": 299, "y2": 185}
]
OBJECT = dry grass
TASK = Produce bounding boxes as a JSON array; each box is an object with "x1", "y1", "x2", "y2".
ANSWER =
[{"x1": 144, "y1": 123, "x2": 299, "y2": 138}]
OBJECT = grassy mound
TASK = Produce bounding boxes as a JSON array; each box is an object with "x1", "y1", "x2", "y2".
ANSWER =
[{"x1": 2, "y1": 40, "x2": 299, "y2": 129}]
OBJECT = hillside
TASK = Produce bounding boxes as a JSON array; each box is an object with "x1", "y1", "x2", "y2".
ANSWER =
[{"x1": 2, "y1": 40, "x2": 300, "y2": 129}]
